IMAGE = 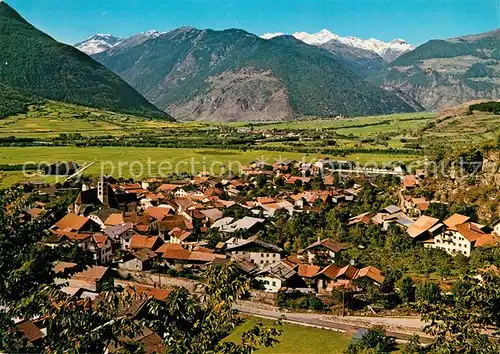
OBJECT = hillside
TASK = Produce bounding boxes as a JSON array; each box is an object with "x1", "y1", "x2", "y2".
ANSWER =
[
  {"x1": 0, "y1": 2, "x2": 172, "y2": 120},
  {"x1": 93, "y1": 27, "x2": 416, "y2": 121},
  {"x1": 371, "y1": 29, "x2": 500, "y2": 110},
  {"x1": 320, "y1": 39, "x2": 385, "y2": 77},
  {"x1": 0, "y1": 83, "x2": 36, "y2": 118}
]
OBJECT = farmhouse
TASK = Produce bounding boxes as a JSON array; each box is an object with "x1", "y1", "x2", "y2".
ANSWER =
[
  {"x1": 225, "y1": 237, "x2": 282, "y2": 268},
  {"x1": 302, "y1": 238, "x2": 349, "y2": 264},
  {"x1": 254, "y1": 261, "x2": 307, "y2": 293}
]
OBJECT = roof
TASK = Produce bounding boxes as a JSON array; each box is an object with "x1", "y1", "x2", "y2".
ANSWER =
[
  {"x1": 92, "y1": 234, "x2": 109, "y2": 249},
  {"x1": 226, "y1": 237, "x2": 283, "y2": 253},
  {"x1": 104, "y1": 222, "x2": 134, "y2": 238},
  {"x1": 313, "y1": 264, "x2": 341, "y2": 279},
  {"x1": 475, "y1": 234, "x2": 500, "y2": 247},
  {"x1": 157, "y1": 183, "x2": 183, "y2": 192},
  {"x1": 444, "y1": 213, "x2": 471, "y2": 229},
  {"x1": 256, "y1": 197, "x2": 276, "y2": 205},
  {"x1": 200, "y1": 208, "x2": 223, "y2": 221},
  {"x1": 161, "y1": 244, "x2": 224, "y2": 263},
  {"x1": 382, "y1": 205, "x2": 401, "y2": 214},
  {"x1": 210, "y1": 217, "x2": 234, "y2": 229},
  {"x1": 402, "y1": 175, "x2": 418, "y2": 188},
  {"x1": 219, "y1": 216, "x2": 265, "y2": 233},
  {"x1": 71, "y1": 265, "x2": 109, "y2": 281},
  {"x1": 304, "y1": 238, "x2": 349, "y2": 253},
  {"x1": 145, "y1": 206, "x2": 173, "y2": 221},
  {"x1": 131, "y1": 249, "x2": 158, "y2": 262},
  {"x1": 107, "y1": 327, "x2": 166, "y2": 354},
  {"x1": 336, "y1": 265, "x2": 358, "y2": 280},
  {"x1": 157, "y1": 215, "x2": 191, "y2": 233},
  {"x1": 348, "y1": 212, "x2": 372, "y2": 225},
  {"x1": 104, "y1": 213, "x2": 125, "y2": 226},
  {"x1": 355, "y1": 266, "x2": 385, "y2": 284},
  {"x1": 126, "y1": 286, "x2": 172, "y2": 301},
  {"x1": 54, "y1": 214, "x2": 90, "y2": 232},
  {"x1": 256, "y1": 261, "x2": 297, "y2": 281},
  {"x1": 456, "y1": 223, "x2": 486, "y2": 242},
  {"x1": 53, "y1": 261, "x2": 78, "y2": 274},
  {"x1": 297, "y1": 264, "x2": 321, "y2": 278},
  {"x1": 407, "y1": 215, "x2": 441, "y2": 238},
  {"x1": 17, "y1": 320, "x2": 44, "y2": 343},
  {"x1": 129, "y1": 235, "x2": 161, "y2": 250}
]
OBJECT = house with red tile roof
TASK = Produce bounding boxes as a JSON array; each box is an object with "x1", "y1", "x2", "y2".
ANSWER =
[
  {"x1": 425, "y1": 220, "x2": 495, "y2": 257},
  {"x1": 407, "y1": 215, "x2": 443, "y2": 241},
  {"x1": 302, "y1": 238, "x2": 350, "y2": 264},
  {"x1": 402, "y1": 175, "x2": 419, "y2": 189},
  {"x1": 129, "y1": 235, "x2": 163, "y2": 252},
  {"x1": 52, "y1": 214, "x2": 96, "y2": 233}
]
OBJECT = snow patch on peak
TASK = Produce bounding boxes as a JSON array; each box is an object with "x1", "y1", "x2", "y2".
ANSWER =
[
  {"x1": 260, "y1": 29, "x2": 415, "y2": 61},
  {"x1": 292, "y1": 29, "x2": 339, "y2": 45},
  {"x1": 75, "y1": 34, "x2": 121, "y2": 55},
  {"x1": 261, "y1": 32, "x2": 285, "y2": 40}
]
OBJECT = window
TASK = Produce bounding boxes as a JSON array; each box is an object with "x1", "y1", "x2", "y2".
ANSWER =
[
  {"x1": 272, "y1": 281, "x2": 276, "y2": 286},
  {"x1": 261, "y1": 253, "x2": 264, "y2": 257},
  {"x1": 266, "y1": 254, "x2": 269, "y2": 257},
  {"x1": 260, "y1": 260, "x2": 264, "y2": 264}
]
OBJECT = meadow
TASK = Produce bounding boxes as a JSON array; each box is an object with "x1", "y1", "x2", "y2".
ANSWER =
[
  {"x1": 0, "y1": 147, "x2": 418, "y2": 187},
  {"x1": 224, "y1": 317, "x2": 351, "y2": 354},
  {"x1": 1, "y1": 101, "x2": 498, "y2": 186}
]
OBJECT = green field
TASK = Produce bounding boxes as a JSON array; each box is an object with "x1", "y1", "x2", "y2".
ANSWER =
[
  {"x1": 0, "y1": 102, "x2": 198, "y2": 138},
  {"x1": 1, "y1": 102, "x2": 499, "y2": 187},
  {"x1": 224, "y1": 317, "x2": 351, "y2": 354},
  {"x1": 0, "y1": 147, "x2": 420, "y2": 187}
]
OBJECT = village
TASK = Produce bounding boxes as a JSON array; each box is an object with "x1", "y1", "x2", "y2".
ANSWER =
[{"x1": 13, "y1": 157, "x2": 500, "y2": 350}]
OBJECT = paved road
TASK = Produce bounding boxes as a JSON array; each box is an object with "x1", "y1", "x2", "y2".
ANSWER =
[{"x1": 234, "y1": 303, "x2": 434, "y2": 344}]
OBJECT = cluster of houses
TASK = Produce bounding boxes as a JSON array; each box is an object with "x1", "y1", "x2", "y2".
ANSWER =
[
  {"x1": 347, "y1": 172, "x2": 500, "y2": 257},
  {"x1": 22, "y1": 165, "x2": 499, "y2": 302},
  {"x1": 25, "y1": 168, "x2": 374, "y2": 298},
  {"x1": 13, "y1": 165, "x2": 500, "y2": 351}
]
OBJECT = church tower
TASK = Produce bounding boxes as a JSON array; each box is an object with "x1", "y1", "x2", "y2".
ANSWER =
[{"x1": 97, "y1": 175, "x2": 109, "y2": 207}]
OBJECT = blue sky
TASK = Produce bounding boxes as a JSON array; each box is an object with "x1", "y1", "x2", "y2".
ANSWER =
[{"x1": 8, "y1": 0, "x2": 499, "y2": 45}]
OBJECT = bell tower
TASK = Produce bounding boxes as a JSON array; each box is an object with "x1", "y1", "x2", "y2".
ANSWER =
[{"x1": 97, "y1": 175, "x2": 109, "y2": 207}]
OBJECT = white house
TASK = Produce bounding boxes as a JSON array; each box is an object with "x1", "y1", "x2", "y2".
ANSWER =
[
  {"x1": 424, "y1": 222, "x2": 490, "y2": 257},
  {"x1": 254, "y1": 261, "x2": 307, "y2": 293},
  {"x1": 174, "y1": 189, "x2": 188, "y2": 198},
  {"x1": 225, "y1": 237, "x2": 282, "y2": 269}
]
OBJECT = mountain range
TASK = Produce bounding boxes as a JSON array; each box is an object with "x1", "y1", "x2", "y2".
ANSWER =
[
  {"x1": 371, "y1": 29, "x2": 500, "y2": 110},
  {"x1": 1, "y1": 0, "x2": 498, "y2": 122},
  {"x1": 90, "y1": 27, "x2": 418, "y2": 121},
  {"x1": 0, "y1": 2, "x2": 172, "y2": 120},
  {"x1": 261, "y1": 29, "x2": 415, "y2": 62}
]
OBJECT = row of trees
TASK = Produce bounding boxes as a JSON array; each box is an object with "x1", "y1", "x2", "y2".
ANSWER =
[{"x1": 0, "y1": 186, "x2": 282, "y2": 353}]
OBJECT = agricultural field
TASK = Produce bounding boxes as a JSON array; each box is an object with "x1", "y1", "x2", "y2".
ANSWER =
[
  {"x1": 1, "y1": 101, "x2": 499, "y2": 187},
  {"x1": 224, "y1": 317, "x2": 351, "y2": 354},
  {"x1": 0, "y1": 147, "x2": 419, "y2": 187},
  {"x1": 0, "y1": 102, "x2": 197, "y2": 138}
]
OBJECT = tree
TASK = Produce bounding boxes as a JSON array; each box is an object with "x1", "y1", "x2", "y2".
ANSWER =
[
  {"x1": 0, "y1": 188, "x2": 282, "y2": 353},
  {"x1": 415, "y1": 281, "x2": 441, "y2": 304},
  {"x1": 347, "y1": 326, "x2": 396, "y2": 354},
  {"x1": 397, "y1": 276, "x2": 415, "y2": 304},
  {"x1": 415, "y1": 272, "x2": 500, "y2": 353}
]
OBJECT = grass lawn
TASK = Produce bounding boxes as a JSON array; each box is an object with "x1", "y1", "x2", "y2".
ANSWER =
[{"x1": 224, "y1": 317, "x2": 351, "y2": 354}]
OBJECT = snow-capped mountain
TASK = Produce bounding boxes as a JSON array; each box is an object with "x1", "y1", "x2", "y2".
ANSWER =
[
  {"x1": 74, "y1": 34, "x2": 121, "y2": 55},
  {"x1": 260, "y1": 29, "x2": 415, "y2": 62},
  {"x1": 75, "y1": 30, "x2": 166, "y2": 55}
]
